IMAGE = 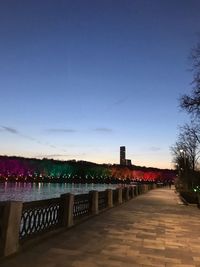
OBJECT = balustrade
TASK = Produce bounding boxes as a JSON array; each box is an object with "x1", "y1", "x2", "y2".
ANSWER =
[
  {"x1": 98, "y1": 191, "x2": 108, "y2": 211},
  {"x1": 73, "y1": 193, "x2": 91, "y2": 220},
  {"x1": 122, "y1": 187, "x2": 126, "y2": 201},
  {"x1": 0, "y1": 183, "x2": 157, "y2": 258},
  {"x1": 20, "y1": 198, "x2": 62, "y2": 241},
  {"x1": 0, "y1": 202, "x2": 5, "y2": 256}
]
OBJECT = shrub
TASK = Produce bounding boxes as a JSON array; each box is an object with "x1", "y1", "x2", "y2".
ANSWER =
[{"x1": 180, "y1": 191, "x2": 198, "y2": 204}]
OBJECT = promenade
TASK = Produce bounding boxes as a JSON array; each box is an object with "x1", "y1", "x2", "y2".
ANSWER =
[{"x1": 1, "y1": 187, "x2": 200, "y2": 267}]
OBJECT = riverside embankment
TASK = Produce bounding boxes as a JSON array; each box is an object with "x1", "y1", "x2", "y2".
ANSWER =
[{"x1": 1, "y1": 186, "x2": 200, "y2": 267}]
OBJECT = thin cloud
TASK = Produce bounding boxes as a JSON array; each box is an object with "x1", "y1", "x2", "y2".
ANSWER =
[
  {"x1": 37, "y1": 153, "x2": 86, "y2": 158},
  {"x1": 149, "y1": 146, "x2": 161, "y2": 151},
  {"x1": 94, "y1": 128, "x2": 113, "y2": 133},
  {"x1": 0, "y1": 125, "x2": 59, "y2": 151},
  {"x1": 50, "y1": 144, "x2": 56, "y2": 148},
  {"x1": 46, "y1": 128, "x2": 77, "y2": 133},
  {"x1": 38, "y1": 154, "x2": 70, "y2": 158},
  {"x1": 21, "y1": 135, "x2": 37, "y2": 141},
  {"x1": 113, "y1": 96, "x2": 128, "y2": 106},
  {"x1": 104, "y1": 96, "x2": 129, "y2": 112},
  {"x1": 0, "y1": 126, "x2": 19, "y2": 134}
]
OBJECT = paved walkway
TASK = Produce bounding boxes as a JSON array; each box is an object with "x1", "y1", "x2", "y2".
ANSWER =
[{"x1": 1, "y1": 188, "x2": 200, "y2": 267}]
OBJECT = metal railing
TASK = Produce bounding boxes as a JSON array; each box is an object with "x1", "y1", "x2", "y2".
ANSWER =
[
  {"x1": 20, "y1": 198, "x2": 62, "y2": 241},
  {"x1": 122, "y1": 188, "x2": 126, "y2": 201},
  {"x1": 0, "y1": 202, "x2": 5, "y2": 256},
  {"x1": 73, "y1": 193, "x2": 91, "y2": 220},
  {"x1": 98, "y1": 191, "x2": 108, "y2": 211}
]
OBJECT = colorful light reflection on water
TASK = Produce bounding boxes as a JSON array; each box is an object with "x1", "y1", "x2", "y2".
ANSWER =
[{"x1": 0, "y1": 182, "x2": 119, "y2": 202}]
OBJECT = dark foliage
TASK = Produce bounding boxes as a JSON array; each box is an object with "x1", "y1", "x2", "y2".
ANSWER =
[
  {"x1": 180, "y1": 42, "x2": 200, "y2": 118},
  {"x1": 180, "y1": 191, "x2": 198, "y2": 204}
]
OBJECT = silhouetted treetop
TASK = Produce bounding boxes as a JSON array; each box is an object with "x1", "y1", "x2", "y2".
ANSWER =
[{"x1": 180, "y1": 42, "x2": 200, "y2": 118}]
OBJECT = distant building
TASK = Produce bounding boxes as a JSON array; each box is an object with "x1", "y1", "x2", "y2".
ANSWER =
[
  {"x1": 120, "y1": 146, "x2": 126, "y2": 165},
  {"x1": 126, "y1": 159, "x2": 132, "y2": 166},
  {"x1": 120, "y1": 146, "x2": 132, "y2": 166}
]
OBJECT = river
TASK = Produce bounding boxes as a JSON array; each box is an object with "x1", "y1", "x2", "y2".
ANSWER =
[{"x1": 0, "y1": 182, "x2": 120, "y2": 202}]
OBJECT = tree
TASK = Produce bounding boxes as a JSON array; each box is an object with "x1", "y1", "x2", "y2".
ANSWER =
[
  {"x1": 171, "y1": 124, "x2": 200, "y2": 170},
  {"x1": 171, "y1": 123, "x2": 200, "y2": 189},
  {"x1": 179, "y1": 123, "x2": 200, "y2": 171},
  {"x1": 180, "y1": 42, "x2": 200, "y2": 118}
]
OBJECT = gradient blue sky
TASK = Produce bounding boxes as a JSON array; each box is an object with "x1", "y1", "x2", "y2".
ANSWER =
[{"x1": 0, "y1": 0, "x2": 200, "y2": 169}]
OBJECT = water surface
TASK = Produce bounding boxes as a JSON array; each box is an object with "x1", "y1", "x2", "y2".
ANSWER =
[{"x1": 0, "y1": 182, "x2": 119, "y2": 202}]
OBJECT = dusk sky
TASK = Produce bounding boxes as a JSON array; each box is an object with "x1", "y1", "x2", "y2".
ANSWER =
[{"x1": 1, "y1": 0, "x2": 200, "y2": 169}]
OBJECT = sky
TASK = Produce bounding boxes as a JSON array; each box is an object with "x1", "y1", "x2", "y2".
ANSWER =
[{"x1": 0, "y1": 0, "x2": 200, "y2": 169}]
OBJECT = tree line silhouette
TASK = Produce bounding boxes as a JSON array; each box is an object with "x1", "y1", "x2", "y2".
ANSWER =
[{"x1": 0, "y1": 155, "x2": 175, "y2": 184}]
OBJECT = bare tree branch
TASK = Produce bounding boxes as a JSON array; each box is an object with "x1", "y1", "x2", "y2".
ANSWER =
[{"x1": 180, "y1": 41, "x2": 200, "y2": 118}]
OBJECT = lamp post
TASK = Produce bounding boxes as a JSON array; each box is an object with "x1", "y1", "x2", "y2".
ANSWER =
[
  {"x1": 179, "y1": 149, "x2": 186, "y2": 189},
  {"x1": 180, "y1": 149, "x2": 186, "y2": 168},
  {"x1": 179, "y1": 149, "x2": 192, "y2": 190}
]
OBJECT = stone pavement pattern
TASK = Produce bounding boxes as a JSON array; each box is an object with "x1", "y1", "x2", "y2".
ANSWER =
[{"x1": 1, "y1": 188, "x2": 200, "y2": 267}]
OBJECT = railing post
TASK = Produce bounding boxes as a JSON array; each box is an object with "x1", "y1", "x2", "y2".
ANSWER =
[
  {"x1": 141, "y1": 185, "x2": 143, "y2": 193},
  {"x1": 131, "y1": 187, "x2": 135, "y2": 198},
  {"x1": 2, "y1": 201, "x2": 22, "y2": 257},
  {"x1": 141, "y1": 185, "x2": 143, "y2": 194},
  {"x1": 90, "y1": 190, "x2": 98, "y2": 215},
  {"x1": 137, "y1": 185, "x2": 140, "y2": 195},
  {"x1": 117, "y1": 188, "x2": 123, "y2": 204},
  {"x1": 144, "y1": 184, "x2": 146, "y2": 193},
  {"x1": 107, "y1": 189, "x2": 113, "y2": 208},
  {"x1": 61, "y1": 193, "x2": 74, "y2": 228},
  {"x1": 143, "y1": 184, "x2": 145, "y2": 193},
  {"x1": 139, "y1": 185, "x2": 142, "y2": 194},
  {"x1": 126, "y1": 187, "x2": 129, "y2": 201},
  {"x1": 148, "y1": 184, "x2": 150, "y2": 190},
  {"x1": 134, "y1": 186, "x2": 137, "y2": 196}
]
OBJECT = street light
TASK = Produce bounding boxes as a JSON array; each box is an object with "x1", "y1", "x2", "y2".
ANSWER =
[
  {"x1": 179, "y1": 149, "x2": 192, "y2": 189},
  {"x1": 179, "y1": 149, "x2": 186, "y2": 167}
]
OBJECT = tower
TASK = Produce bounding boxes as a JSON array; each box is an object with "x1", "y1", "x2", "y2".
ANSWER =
[{"x1": 120, "y1": 146, "x2": 126, "y2": 165}]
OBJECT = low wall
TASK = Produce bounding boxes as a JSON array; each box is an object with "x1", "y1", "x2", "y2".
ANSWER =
[
  {"x1": 0, "y1": 183, "x2": 157, "y2": 258},
  {"x1": 0, "y1": 202, "x2": 5, "y2": 256}
]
